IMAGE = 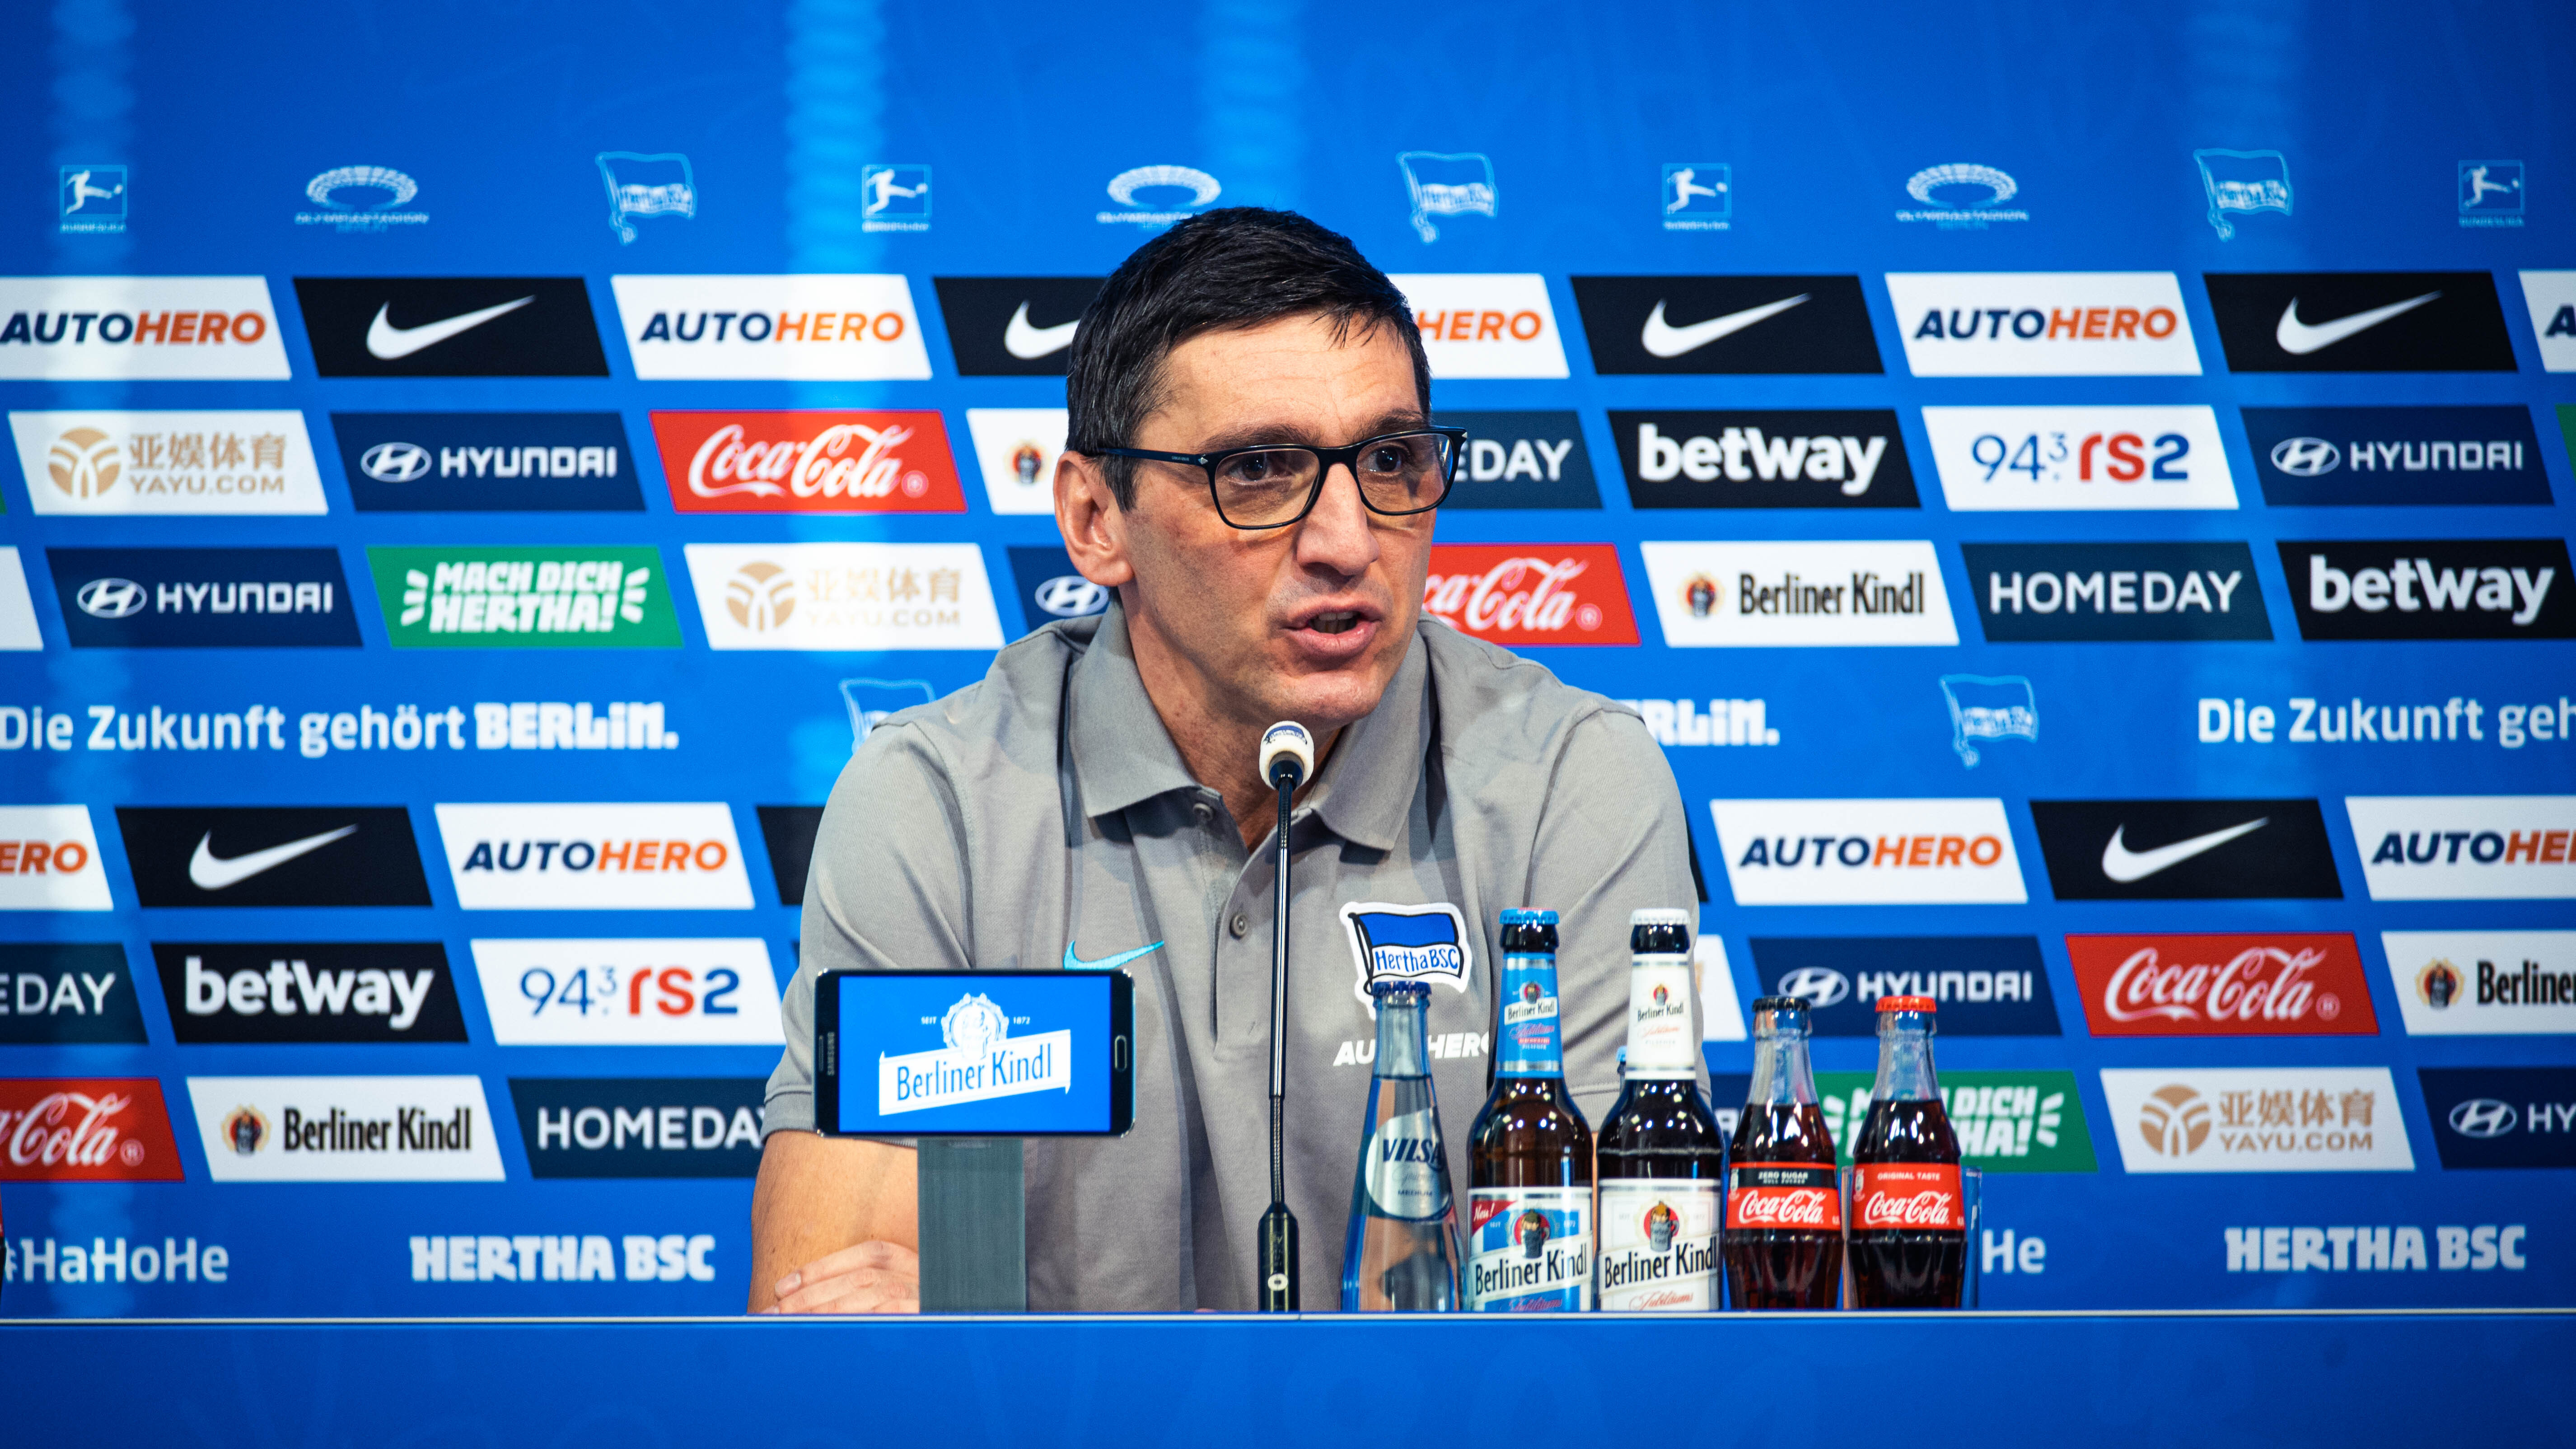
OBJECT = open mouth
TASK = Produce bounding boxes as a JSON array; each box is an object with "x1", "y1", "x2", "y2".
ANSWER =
[{"x1": 1307, "y1": 611, "x2": 1362, "y2": 636}]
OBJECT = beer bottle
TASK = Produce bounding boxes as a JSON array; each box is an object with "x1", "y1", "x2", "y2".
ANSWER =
[
  {"x1": 1340, "y1": 979, "x2": 1461, "y2": 1311},
  {"x1": 1848, "y1": 995, "x2": 1966, "y2": 1309},
  {"x1": 1723, "y1": 995, "x2": 1842, "y2": 1309},
  {"x1": 1595, "y1": 908, "x2": 1723, "y2": 1311},
  {"x1": 1466, "y1": 909, "x2": 1594, "y2": 1312}
]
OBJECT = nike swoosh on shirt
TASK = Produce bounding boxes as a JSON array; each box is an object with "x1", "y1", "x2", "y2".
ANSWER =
[
  {"x1": 2272, "y1": 292, "x2": 2440, "y2": 355},
  {"x1": 2099, "y1": 818, "x2": 2267, "y2": 883},
  {"x1": 1004, "y1": 302, "x2": 1079, "y2": 360},
  {"x1": 365, "y1": 296, "x2": 536, "y2": 360},
  {"x1": 1062, "y1": 940, "x2": 1165, "y2": 972},
  {"x1": 1640, "y1": 294, "x2": 1809, "y2": 358},
  {"x1": 187, "y1": 825, "x2": 360, "y2": 890}
]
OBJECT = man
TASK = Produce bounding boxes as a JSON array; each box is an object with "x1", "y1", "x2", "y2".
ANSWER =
[{"x1": 753, "y1": 208, "x2": 1698, "y2": 1313}]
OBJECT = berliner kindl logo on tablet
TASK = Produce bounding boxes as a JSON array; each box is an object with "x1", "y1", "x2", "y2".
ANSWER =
[
  {"x1": 1340, "y1": 902, "x2": 1473, "y2": 1005},
  {"x1": 879, "y1": 991, "x2": 1073, "y2": 1116}
]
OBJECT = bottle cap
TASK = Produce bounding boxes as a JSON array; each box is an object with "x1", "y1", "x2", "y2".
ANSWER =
[
  {"x1": 1500, "y1": 908, "x2": 1560, "y2": 925},
  {"x1": 1751, "y1": 995, "x2": 1812, "y2": 1014},
  {"x1": 1627, "y1": 907, "x2": 1691, "y2": 928},
  {"x1": 1367, "y1": 978, "x2": 1431, "y2": 1000},
  {"x1": 1876, "y1": 994, "x2": 1937, "y2": 1012}
]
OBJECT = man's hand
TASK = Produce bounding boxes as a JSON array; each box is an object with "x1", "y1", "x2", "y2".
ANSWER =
[{"x1": 764, "y1": 1240, "x2": 920, "y2": 1314}]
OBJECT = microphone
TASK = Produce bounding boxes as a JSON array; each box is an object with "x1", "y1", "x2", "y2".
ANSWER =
[{"x1": 1256, "y1": 720, "x2": 1313, "y2": 1311}]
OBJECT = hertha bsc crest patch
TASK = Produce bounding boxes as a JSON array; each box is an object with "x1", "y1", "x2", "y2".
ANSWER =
[{"x1": 1339, "y1": 901, "x2": 1473, "y2": 1006}]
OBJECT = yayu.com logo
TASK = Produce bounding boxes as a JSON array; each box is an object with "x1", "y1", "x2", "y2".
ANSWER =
[
  {"x1": 2101, "y1": 1068, "x2": 2412, "y2": 1173},
  {"x1": 1421, "y1": 544, "x2": 1637, "y2": 646},
  {"x1": 610, "y1": 274, "x2": 930, "y2": 380},
  {"x1": 0, "y1": 276, "x2": 290, "y2": 380},
  {"x1": 1710, "y1": 799, "x2": 2025, "y2": 906},
  {"x1": 649, "y1": 410, "x2": 964, "y2": 514},
  {"x1": 1885, "y1": 272, "x2": 2201, "y2": 377},
  {"x1": 2066, "y1": 933, "x2": 2378, "y2": 1038},
  {"x1": 9, "y1": 411, "x2": 326, "y2": 516},
  {"x1": 434, "y1": 803, "x2": 753, "y2": 911},
  {"x1": 683, "y1": 543, "x2": 1004, "y2": 652},
  {"x1": 2347, "y1": 796, "x2": 2576, "y2": 901}
]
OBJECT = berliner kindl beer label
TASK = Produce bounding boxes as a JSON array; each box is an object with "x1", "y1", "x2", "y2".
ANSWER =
[
  {"x1": 1596, "y1": 1180, "x2": 1719, "y2": 1310},
  {"x1": 1465, "y1": 1186, "x2": 1592, "y2": 1311},
  {"x1": 1364, "y1": 1108, "x2": 1451, "y2": 1220},
  {"x1": 1626, "y1": 955, "x2": 1698, "y2": 1074}
]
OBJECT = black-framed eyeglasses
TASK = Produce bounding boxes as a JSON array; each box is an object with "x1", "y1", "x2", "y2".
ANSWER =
[{"x1": 1097, "y1": 427, "x2": 1469, "y2": 530}]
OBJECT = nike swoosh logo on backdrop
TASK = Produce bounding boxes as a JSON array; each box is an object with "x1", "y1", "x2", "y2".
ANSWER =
[
  {"x1": 1004, "y1": 302, "x2": 1079, "y2": 360},
  {"x1": 2272, "y1": 292, "x2": 2440, "y2": 355},
  {"x1": 188, "y1": 825, "x2": 360, "y2": 890},
  {"x1": 365, "y1": 296, "x2": 537, "y2": 360},
  {"x1": 1640, "y1": 294, "x2": 1809, "y2": 358},
  {"x1": 1062, "y1": 940, "x2": 1164, "y2": 972},
  {"x1": 2099, "y1": 818, "x2": 2268, "y2": 883}
]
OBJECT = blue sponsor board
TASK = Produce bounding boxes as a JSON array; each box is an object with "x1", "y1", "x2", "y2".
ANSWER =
[
  {"x1": 2418, "y1": 1067, "x2": 2576, "y2": 1169},
  {"x1": 1005, "y1": 545, "x2": 1109, "y2": 635},
  {"x1": 46, "y1": 547, "x2": 361, "y2": 648},
  {"x1": 510, "y1": 1078, "x2": 768, "y2": 1178},
  {"x1": 2240, "y1": 407, "x2": 2550, "y2": 508},
  {"x1": 1436, "y1": 411, "x2": 1600, "y2": 509},
  {"x1": 329, "y1": 412, "x2": 643, "y2": 511},
  {"x1": 1746, "y1": 937, "x2": 2061, "y2": 1035},
  {"x1": 1961, "y1": 541, "x2": 2271, "y2": 642},
  {"x1": 0, "y1": 943, "x2": 148, "y2": 1045}
]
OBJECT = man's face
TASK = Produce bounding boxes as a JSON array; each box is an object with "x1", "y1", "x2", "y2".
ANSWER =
[{"x1": 1071, "y1": 313, "x2": 1433, "y2": 734}]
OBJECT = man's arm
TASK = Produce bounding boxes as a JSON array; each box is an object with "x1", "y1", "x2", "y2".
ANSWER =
[{"x1": 748, "y1": 1135, "x2": 917, "y2": 1312}]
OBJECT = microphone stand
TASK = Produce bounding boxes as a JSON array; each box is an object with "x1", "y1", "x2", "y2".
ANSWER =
[{"x1": 1256, "y1": 750, "x2": 1301, "y2": 1311}]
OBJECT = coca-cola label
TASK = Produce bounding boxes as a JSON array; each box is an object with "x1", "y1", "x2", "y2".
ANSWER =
[
  {"x1": 2067, "y1": 932, "x2": 2379, "y2": 1037},
  {"x1": 1596, "y1": 1180, "x2": 1719, "y2": 1310},
  {"x1": 0, "y1": 1077, "x2": 185, "y2": 1181},
  {"x1": 649, "y1": 411, "x2": 964, "y2": 514},
  {"x1": 1851, "y1": 1162, "x2": 1965, "y2": 1230},
  {"x1": 1420, "y1": 543, "x2": 1639, "y2": 645},
  {"x1": 1464, "y1": 1185, "x2": 1592, "y2": 1312},
  {"x1": 1726, "y1": 1162, "x2": 1844, "y2": 1231}
]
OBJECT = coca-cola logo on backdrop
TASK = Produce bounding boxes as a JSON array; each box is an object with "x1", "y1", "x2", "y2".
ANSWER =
[
  {"x1": 649, "y1": 410, "x2": 964, "y2": 514},
  {"x1": 1420, "y1": 543, "x2": 1638, "y2": 645},
  {"x1": 2066, "y1": 933, "x2": 2379, "y2": 1037},
  {"x1": 0, "y1": 1077, "x2": 186, "y2": 1181}
]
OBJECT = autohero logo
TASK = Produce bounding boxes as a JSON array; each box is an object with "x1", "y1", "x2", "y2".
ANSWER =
[
  {"x1": 293, "y1": 276, "x2": 609, "y2": 378},
  {"x1": 0, "y1": 944, "x2": 145, "y2": 1044},
  {"x1": 0, "y1": 1077, "x2": 185, "y2": 1181},
  {"x1": 2203, "y1": 271, "x2": 2517, "y2": 373},
  {"x1": 47, "y1": 547, "x2": 360, "y2": 649},
  {"x1": 2521, "y1": 270, "x2": 2576, "y2": 372},
  {"x1": 366, "y1": 546, "x2": 679, "y2": 650},
  {"x1": 1383, "y1": 274, "x2": 1568, "y2": 379},
  {"x1": 2065, "y1": 933, "x2": 2377, "y2": 1038},
  {"x1": 1885, "y1": 272, "x2": 2201, "y2": 377},
  {"x1": 1813, "y1": 1069, "x2": 2095, "y2": 1172},
  {"x1": 2281, "y1": 539, "x2": 2571, "y2": 641},
  {"x1": 1710, "y1": 799, "x2": 2026, "y2": 906},
  {"x1": 435, "y1": 804, "x2": 753, "y2": 911},
  {"x1": 648, "y1": 410, "x2": 964, "y2": 514},
  {"x1": 2419, "y1": 1067, "x2": 2576, "y2": 1169},
  {"x1": 329, "y1": 412, "x2": 643, "y2": 512},
  {"x1": 963, "y1": 408, "x2": 1067, "y2": 516},
  {"x1": 0, "y1": 805, "x2": 112, "y2": 911},
  {"x1": 2100, "y1": 1068, "x2": 2412, "y2": 1173},
  {"x1": 186, "y1": 1075, "x2": 505, "y2": 1182},
  {"x1": 932, "y1": 277, "x2": 1102, "y2": 376},
  {"x1": 0, "y1": 276, "x2": 289, "y2": 380},
  {"x1": 409, "y1": 1232, "x2": 716, "y2": 1284},
  {"x1": 1747, "y1": 936, "x2": 2058, "y2": 1035},
  {"x1": 683, "y1": 543, "x2": 1005, "y2": 652},
  {"x1": 1421, "y1": 544, "x2": 1639, "y2": 646},
  {"x1": 1612, "y1": 409, "x2": 1917, "y2": 510},
  {"x1": 511, "y1": 1078, "x2": 767, "y2": 1178},
  {"x1": 470, "y1": 938, "x2": 783, "y2": 1045},
  {"x1": 9, "y1": 411, "x2": 326, "y2": 516},
  {"x1": 613, "y1": 274, "x2": 930, "y2": 380},
  {"x1": 2029, "y1": 799, "x2": 2340, "y2": 901},
  {"x1": 1896, "y1": 163, "x2": 2028, "y2": 228},
  {"x1": 2384, "y1": 930, "x2": 2576, "y2": 1036},
  {"x1": 2239, "y1": 407, "x2": 2549, "y2": 508},
  {"x1": 297, "y1": 165, "x2": 428, "y2": 230},
  {"x1": 1005, "y1": 546, "x2": 1109, "y2": 636},
  {"x1": 1569, "y1": 275, "x2": 1882, "y2": 375},
  {"x1": 1962, "y1": 542, "x2": 2269, "y2": 642},
  {"x1": 1921, "y1": 406, "x2": 2236, "y2": 511},
  {"x1": 116, "y1": 806, "x2": 433, "y2": 908},
  {"x1": 1339, "y1": 902, "x2": 1474, "y2": 1006},
  {"x1": 2347, "y1": 796, "x2": 2576, "y2": 901},
  {"x1": 154, "y1": 942, "x2": 465, "y2": 1043},
  {"x1": 1434, "y1": 411, "x2": 1599, "y2": 509},
  {"x1": 1641, "y1": 541, "x2": 1958, "y2": 648}
]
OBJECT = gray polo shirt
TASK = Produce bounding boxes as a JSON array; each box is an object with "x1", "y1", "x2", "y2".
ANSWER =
[{"x1": 765, "y1": 600, "x2": 1702, "y2": 1311}]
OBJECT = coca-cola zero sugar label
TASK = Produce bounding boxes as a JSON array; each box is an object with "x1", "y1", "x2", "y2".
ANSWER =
[
  {"x1": 1465, "y1": 1186, "x2": 1592, "y2": 1311},
  {"x1": 0, "y1": 1077, "x2": 186, "y2": 1180},
  {"x1": 1726, "y1": 1162, "x2": 1844, "y2": 1231},
  {"x1": 1851, "y1": 1162, "x2": 1965, "y2": 1231},
  {"x1": 1596, "y1": 1180, "x2": 1719, "y2": 1310}
]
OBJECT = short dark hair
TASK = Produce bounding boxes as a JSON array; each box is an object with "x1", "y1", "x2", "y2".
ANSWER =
[{"x1": 1065, "y1": 207, "x2": 1430, "y2": 508}]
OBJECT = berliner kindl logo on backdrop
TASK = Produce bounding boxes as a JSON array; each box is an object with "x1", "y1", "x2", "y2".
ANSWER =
[
  {"x1": 2381, "y1": 930, "x2": 2576, "y2": 1036},
  {"x1": 610, "y1": 274, "x2": 930, "y2": 380},
  {"x1": 681, "y1": 543, "x2": 1004, "y2": 651},
  {"x1": 1640, "y1": 540, "x2": 1957, "y2": 647},
  {"x1": 0, "y1": 276, "x2": 290, "y2": 380},
  {"x1": 9, "y1": 411, "x2": 327, "y2": 515},
  {"x1": 1885, "y1": 272, "x2": 2202, "y2": 376},
  {"x1": 185, "y1": 1076, "x2": 505, "y2": 1183}
]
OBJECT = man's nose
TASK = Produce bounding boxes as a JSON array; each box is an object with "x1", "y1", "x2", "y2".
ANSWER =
[{"x1": 1290, "y1": 462, "x2": 1384, "y2": 575}]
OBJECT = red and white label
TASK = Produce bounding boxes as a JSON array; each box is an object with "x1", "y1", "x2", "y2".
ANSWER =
[
  {"x1": 1421, "y1": 543, "x2": 1637, "y2": 646},
  {"x1": 1725, "y1": 1162, "x2": 1843, "y2": 1231},
  {"x1": 0, "y1": 1078, "x2": 185, "y2": 1181},
  {"x1": 2067, "y1": 933, "x2": 2378, "y2": 1037},
  {"x1": 1851, "y1": 1163, "x2": 1964, "y2": 1230},
  {"x1": 650, "y1": 411, "x2": 963, "y2": 514}
]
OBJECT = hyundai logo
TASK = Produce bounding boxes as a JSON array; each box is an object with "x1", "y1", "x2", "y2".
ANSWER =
[
  {"x1": 2268, "y1": 437, "x2": 2340, "y2": 477},
  {"x1": 76, "y1": 577, "x2": 147, "y2": 618},
  {"x1": 360, "y1": 440, "x2": 431, "y2": 482},
  {"x1": 1033, "y1": 574, "x2": 1109, "y2": 619},
  {"x1": 1772, "y1": 966, "x2": 1849, "y2": 1009},
  {"x1": 2448, "y1": 1098, "x2": 2517, "y2": 1138}
]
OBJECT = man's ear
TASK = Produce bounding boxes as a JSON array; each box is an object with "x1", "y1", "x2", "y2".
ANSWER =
[{"x1": 1055, "y1": 450, "x2": 1135, "y2": 589}]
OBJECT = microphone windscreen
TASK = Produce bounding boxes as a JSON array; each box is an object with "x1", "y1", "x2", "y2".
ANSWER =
[{"x1": 1259, "y1": 720, "x2": 1314, "y2": 787}]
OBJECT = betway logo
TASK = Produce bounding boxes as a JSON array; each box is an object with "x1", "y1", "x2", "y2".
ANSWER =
[
  {"x1": 610, "y1": 275, "x2": 930, "y2": 380},
  {"x1": 2066, "y1": 933, "x2": 2377, "y2": 1037},
  {"x1": 650, "y1": 410, "x2": 963, "y2": 514},
  {"x1": 2347, "y1": 796, "x2": 2576, "y2": 901},
  {"x1": 1421, "y1": 544, "x2": 1638, "y2": 646},
  {"x1": 1632, "y1": 422, "x2": 1890, "y2": 494},
  {"x1": 1885, "y1": 272, "x2": 2202, "y2": 377},
  {"x1": 1709, "y1": 798, "x2": 2026, "y2": 906},
  {"x1": 433, "y1": 803, "x2": 753, "y2": 910},
  {"x1": 179, "y1": 954, "x2": 439, "y2": 1030},
  {"x1": 2291, "y1": 541, "x2": 2566, "y2": 638}
]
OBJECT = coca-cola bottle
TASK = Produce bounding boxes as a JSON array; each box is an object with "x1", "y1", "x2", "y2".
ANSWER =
[
  {"x1": 1723, "y1": 995, "x2": 1841, "y2": 1310},
  {"x1": 1848, "y1": 995, "x2": 1965, "y2": 1309}
]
